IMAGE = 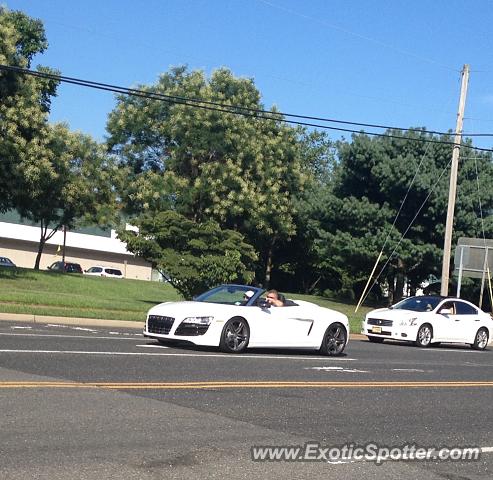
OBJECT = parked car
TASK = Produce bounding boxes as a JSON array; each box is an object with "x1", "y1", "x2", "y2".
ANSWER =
[
  {"x1": 362, "y1": 295, "x2": 492, "y2": 350},
  {"x1": 84, "y1": 266, "x2": 124, "y2": 279},
  {"x1": 144, "y1": 284, "x2": 350, "y2": 355},
  {"x1": 47, "y1": 261, "x2": 83, "y2": 274},
  {"x1": 0, "y1": 256, "x2": 16, "y2": 268}
]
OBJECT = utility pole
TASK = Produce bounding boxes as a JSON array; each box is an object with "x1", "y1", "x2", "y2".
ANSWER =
[{"x1": 440, "y1": 64, "x2": 470, "y2": 297}]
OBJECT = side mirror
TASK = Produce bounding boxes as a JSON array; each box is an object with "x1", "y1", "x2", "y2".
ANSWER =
[{"x1": 439, "y1": 308, "x2": 453, "y2": 315}]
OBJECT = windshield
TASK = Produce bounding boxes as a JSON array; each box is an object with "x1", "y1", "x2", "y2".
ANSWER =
[
  {"x1": 392, "y1": 296, "x2": 442, "y2": 312},
  {"x1": 194, "y1": 285, "x2": 261, "y2": 305}
]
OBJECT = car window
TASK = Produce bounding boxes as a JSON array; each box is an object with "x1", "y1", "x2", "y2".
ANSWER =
[
  {"x1": 393, "y1": 296, "x2": 442, "y2": 312},
  {"x1": 67, "y1": 263, "x2": 82, "y2": 273},
  {"x1": 454, "y1": 301, "x2": 477, "y2": 315},
  {"x1": 195, "y1": 286, "x2": 259, "y2": 305},
  {"x1": 88, "y1": 267, "x2": 102, "y2": 273},
  {"x1": 438, "y1": 301, "x2": 455, "y2": 315},
  {"x1": 107, "y1": 269, "x2": 122, "y2": 276}
]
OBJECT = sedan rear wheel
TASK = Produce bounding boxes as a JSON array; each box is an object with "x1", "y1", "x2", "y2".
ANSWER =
[
  {"x1": 472, "y1": 328, "x2": 489, "y2": 350},
  {"x1": 320, "y1": 323, "x2": 347, "y2": 356},
  {"x1": 416, "y1": 324, "x2": 432, "y2": 347},
  {"x1": 219, "y1": 318, "x2": 250, "y2": 353}
]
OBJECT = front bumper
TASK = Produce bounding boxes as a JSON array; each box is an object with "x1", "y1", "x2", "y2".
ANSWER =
[
  {"x1": 144, "y1": 314, "x2": 226, "y2": 347},
  {"x1": 362, "y1": 322, "x2": 417, "y2": 341}
]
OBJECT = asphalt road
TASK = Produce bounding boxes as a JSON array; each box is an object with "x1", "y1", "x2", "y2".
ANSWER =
[{"x1": 0, "y1": 320, "x2": 492, "y2": 480}]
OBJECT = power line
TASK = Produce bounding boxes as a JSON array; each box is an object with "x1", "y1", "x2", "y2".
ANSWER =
[
  {"x1": 1, "y1": 64, "x2": 492, "y2": 152},
  {"x1": 2, "y1": 63, "x2": 489, "y2": 137},
  {"x1": 257, "y1": 0, "x2": 459, "y2": 72}
]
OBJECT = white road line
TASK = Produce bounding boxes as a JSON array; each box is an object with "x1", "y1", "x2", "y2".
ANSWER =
[
  {"x1": 136, "y1": 344, "x2": 169, "y2": 349},
  {"x1": 482, "y1": 447, "x2": 493, "y2": 453},
  {"x1": 306, "y1": 366, "x2": 368, "y2": 373},
  {"x1": 0, "y1": 348, "x2": 357, "y2": 360},
  {"x1": 0, "y1": 333, "x2": 141, "y2": 341},
  {"x1": 10, "y1": 326, "x2": 33, "y2": 329},
  {"x1": 71, "y1": 327, "x2": 98, "y2": 333},
  {"x1": 392, "y1": 369, "x2": 426, "y2": 372}
]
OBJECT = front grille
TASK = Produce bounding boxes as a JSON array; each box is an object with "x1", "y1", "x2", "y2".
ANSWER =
[
  {"x1": 367, "y1": 318, "x2": 393, "y2": 327},
  {"x1": 148, "y1": 315, "x2": 175, "y2": 335}
]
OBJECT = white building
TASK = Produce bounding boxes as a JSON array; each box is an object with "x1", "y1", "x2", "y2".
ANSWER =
[{"x1": 0, "y1": 212, "x2": 153, "y2": 280}]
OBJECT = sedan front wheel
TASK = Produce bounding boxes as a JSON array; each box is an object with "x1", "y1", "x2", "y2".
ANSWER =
[
  {"x1": 415, "y1": 324, "x2": 432, "y2": 348},
  {"x1": 471, "y1": 328, "x2": 489, "y2": 351}
]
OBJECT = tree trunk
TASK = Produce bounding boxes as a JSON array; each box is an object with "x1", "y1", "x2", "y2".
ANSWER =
[
  {"x1": 264, "y1": 241, "x2": 275, "y2": 289},
  {"x1": 394, "y1": 272, "x2": 405, "y2": 303},
  {"x1": 393, "y1": 257, "x2": 405, "y2": 303},
  {"x1": 34, "y1": 237, "x2": 46, "y2": 270},
  {"x1": 387, "y1": 276, "x2": 395, "y2": 306},
  {"x1": 34, "y1": 220, "x2": 59, "y2": 270}
]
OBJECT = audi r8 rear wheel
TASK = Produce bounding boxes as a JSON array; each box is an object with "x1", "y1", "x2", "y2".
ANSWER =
[
  {"x1": 416, "y1": 324, "x2": 432, "y2": 347},
  {"x1": 320, "y1": 323, "x2": 347, "y2": 356},
  {"x1": 471, "y1": 328, "x2": 489, "y2": 350},
  {"x1": 219, "y1": 317, "x2": 250, "y2": 353}
]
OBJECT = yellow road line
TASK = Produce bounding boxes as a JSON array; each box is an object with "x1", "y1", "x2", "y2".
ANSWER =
[{"x1": 1, "y1": 380, "x2": 493, "y2": 390}]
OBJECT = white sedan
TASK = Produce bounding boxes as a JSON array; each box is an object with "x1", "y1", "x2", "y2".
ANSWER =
[
  {"x1": 362, "y1": 295, "x2": 492, "y2": 350},
  {"x1": 144, "y1": 284, "x2": 350, "y2": 355}
]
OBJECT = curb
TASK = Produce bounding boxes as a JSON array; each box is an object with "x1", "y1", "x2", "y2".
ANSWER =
[{"x1": 0, "y1": 312, "x2": 143, "y2": 330}]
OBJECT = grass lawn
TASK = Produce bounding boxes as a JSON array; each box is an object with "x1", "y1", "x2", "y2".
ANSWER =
[{"x1": 0, "y1": 267, "x2": 374, "y2": 332}]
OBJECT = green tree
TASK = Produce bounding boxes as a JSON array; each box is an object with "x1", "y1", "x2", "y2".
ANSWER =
[
  {"x1": 14, "y1": 123, "x2": 120, "y2": 269},
  {"x1": 106, "y1": 66, "x2": 306, "y2": 285},
  {"x1": 117, "y1": 210, "x2": 257, "y2": 298},
  {"x1": 0, "y1": 7, "x2": 58, "y2": 212},
  {"x1": 319, "y1": 130, "x2": 493, "y2": 303}
]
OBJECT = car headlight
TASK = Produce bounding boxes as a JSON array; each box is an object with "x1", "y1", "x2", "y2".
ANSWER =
[
  {"x1": 400, "y1": 317, "x2": 417, "y2": 327},
  {"x1": 181, "y1": 316, "x2": 214, "y2": 326}
]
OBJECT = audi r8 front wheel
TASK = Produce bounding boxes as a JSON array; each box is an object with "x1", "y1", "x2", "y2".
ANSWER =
[
  {"x1": 219, "y1": 317, "x2": 250, "y2": 353},
  {"x1": 320, "y1": 323, "x2": 347, "y2": 356}
]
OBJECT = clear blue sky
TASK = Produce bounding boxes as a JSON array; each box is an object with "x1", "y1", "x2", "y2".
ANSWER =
[{"x1": 6, "y1": 0, "x2": 493, "y2": 150}]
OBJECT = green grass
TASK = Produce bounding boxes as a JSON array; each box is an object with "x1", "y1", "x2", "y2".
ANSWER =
[
  {"x1": 0, "y1": 268, "x2": 373, "y2": 332},
  {"x1": 0, "y1": 267, "x2": 180, "y2": 322}
]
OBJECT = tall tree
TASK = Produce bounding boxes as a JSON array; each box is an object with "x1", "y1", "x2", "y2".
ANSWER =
[
  {"x1": 15, "y1": 123, "x2": 120, "y2": 269},
  {"x1": 117, "y1": 210, "x2": 257, "y2": 298},
  {"x1": 319, "y1": 130, "x2": 493, "y2": 302},
  {"x1": 107, "y1": 67, "x2": 306, "y2": 285},
  {"x1": 0, "y1": 7, "x2": 58, "y2": 212}
]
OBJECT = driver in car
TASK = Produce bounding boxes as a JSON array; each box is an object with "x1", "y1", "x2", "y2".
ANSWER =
[{"x1": 265, "y1": 290, "x2": 285, "y2": 307}]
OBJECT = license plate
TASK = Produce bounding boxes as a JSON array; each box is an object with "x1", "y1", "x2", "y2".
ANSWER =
[{"x1": 372, "y1": 326, "x2": 382, "y2": 333}]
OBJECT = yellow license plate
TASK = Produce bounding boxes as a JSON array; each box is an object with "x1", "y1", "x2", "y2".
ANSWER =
[{"x1": 372, "y1": 326, "x2": 382, "y2": 333}]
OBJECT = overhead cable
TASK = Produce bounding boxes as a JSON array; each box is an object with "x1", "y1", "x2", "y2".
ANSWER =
[{"x1": 1, "y1": 64, "x2": 492, "y2": 152}]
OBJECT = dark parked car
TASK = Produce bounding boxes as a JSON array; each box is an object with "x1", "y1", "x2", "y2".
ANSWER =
[
  {"x1": 0, "y1": 256, "x2": 16, "y2": 268},
  {"x1": 48, "y1": 261, "x2": 83, "y2": 274}
]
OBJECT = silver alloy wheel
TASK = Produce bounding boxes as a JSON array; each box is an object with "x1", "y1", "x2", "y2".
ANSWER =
[
  {"x1": 321, "y1": 323, "x2": 347, "y2": 356},
  {"x1": 473, "y1": 328, "x2": 488, "y2": 350},
  {"x1": 222, "y1": 319, "x2": 249, "y2": 353},
  {"x1": 416, "y1": 324, "x2": 432, "y2": 347}
]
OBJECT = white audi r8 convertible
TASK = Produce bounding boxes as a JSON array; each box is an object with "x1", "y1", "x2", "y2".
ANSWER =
[
  {"x1": 362, "y1": 295, "x2": 492, "y2": 349},
  {"x1": 144, "y1": 284, "x2": 350, "y2": 355}
]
